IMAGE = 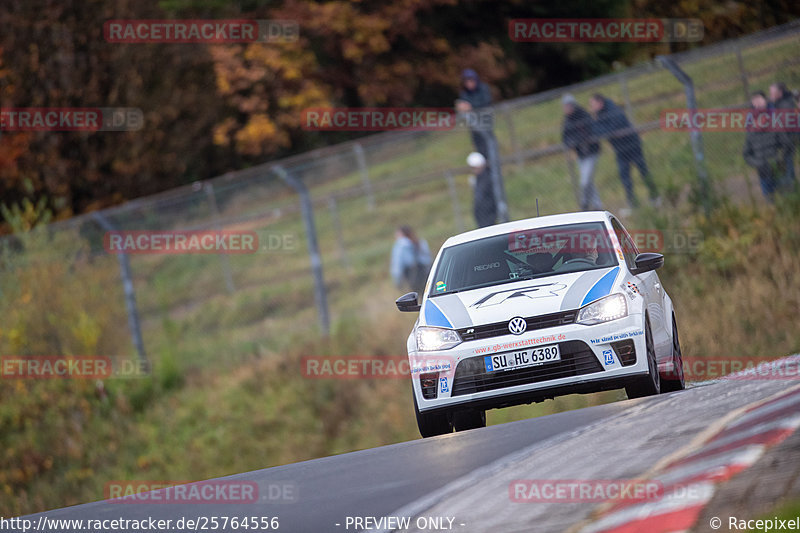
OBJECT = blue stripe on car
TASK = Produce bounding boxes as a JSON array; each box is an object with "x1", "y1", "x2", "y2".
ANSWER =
[
  {"x1": 580, "y1": 266, "x2": 620, "y2": 307},
  {"x1": 424, "y1": 300, "x2": 453, "y2": 328}
]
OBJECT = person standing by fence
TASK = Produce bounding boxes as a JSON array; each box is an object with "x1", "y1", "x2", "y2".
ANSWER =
[
  {"x1": 561, "y1": 93, "x2": 603, "y2": 211},
  {"x1": 744, "y1": 91, "x2": 783, "y2": 201},
  {"x1": 456, "y1": 69, "x2": 495, "y2": 156},
  {"x1": 769, "y1": 82, "x2": 798, "y2": 190},
  {"x1": 466, "y1": 152, "x2": 497, "y2": 228},
  {"x1": 456, "y1": 69, "x2": 508, "y2": 222},
  {"x1": 390, "y1": 226, "x2": 431, "y2": 294},
  {"x1": 590, "y1": 93, "x2": 659, "y2": 212}
]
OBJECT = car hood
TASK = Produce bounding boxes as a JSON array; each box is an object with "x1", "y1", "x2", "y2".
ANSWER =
[{"x1": 420, "y1": 266, "x2": 621, "y2": 329}]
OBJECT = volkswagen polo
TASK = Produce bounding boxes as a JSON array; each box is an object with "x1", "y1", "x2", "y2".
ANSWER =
[{"x1": 395, "y1": 211, "x2": 685, "y2": 437}]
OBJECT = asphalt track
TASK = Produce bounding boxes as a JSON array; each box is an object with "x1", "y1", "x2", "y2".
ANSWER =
[
  {"x1": 18, "y1": 402, "x2": 628, "y2": 533},
  {"x1": 19, "y1": 356, "x2": 800, "y2": 533}
]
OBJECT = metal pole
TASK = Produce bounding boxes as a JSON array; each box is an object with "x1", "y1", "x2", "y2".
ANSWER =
[
  {"x1": 503, "y1": 108, "x2": 523, "y2": 169},
  {"x1": 91, "y1": 212, "x2": 149, "y2": 371},
  {"x1": 327, "y1": 196, "x2": 350, "y2": 270},
  {"x1": 204, "y1": 182, "x2": 236, "y2": 294},
  {"x1": 273, "y1": 165, "x2": 330, "y2": 335},
  {"x1": 444, "y1": 170, "x2": 465, "y2": 233},
  {"x1": 564, "y1": 149, "x2": 581, "y2": 208},
  {"x1": 620, "y1": 71, "x2": 635, "y2": 126},
  {"x1": 657, "y1": 55, "x2": 712, "y2": 215},
  {"x1": 353, "y1": 142, "x2": 376, "y2": 211},
  {"x1": 735, "y1": 46, "x2": 750, "y2": 101},
  {"x1": 482, "y1": 129, "x2": 510, "y2": 223}
]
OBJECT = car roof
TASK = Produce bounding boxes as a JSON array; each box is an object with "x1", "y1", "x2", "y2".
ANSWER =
[{"x1": 441, "y1": 211, "x2": 615, "y2": 247}]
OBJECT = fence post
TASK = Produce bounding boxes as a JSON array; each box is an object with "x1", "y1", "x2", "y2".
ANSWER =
[
  {"x1": 327, "y1": 196, "x2": 350, "y2": 270},
  {"x1": 204, "y1": 182, "x2": 236, "y2": 294},
  {"x1": 619, "y1": 71, "x2": 635, "y2": 125},
  {"x1": 443, "y1": 170, "x2": 465, "y2": 233},
  {"x1": 735, "y1": 45, "x2": 750, "y2": 101},
  {"x1": 91, "y1": 212, "x2": 149, "y2": 371},
  {"x1": 564, "y1": 149, "x2": 581, "y2": 208},
  {"x1": 353, "y1": 142, "x2": 376, "y2": 211},
  {"x1": 273, "y1": 165, "x2": 331, "y2": 336},
  {"x1": 657, "y1": 55, "x2": 712, "y2": 215},
  {"x1": 503, "y1": 107, "x2": 523, "y2": 169},
  {"x1": 480, "y1": 128, "x2": 510, "y2": 223}
]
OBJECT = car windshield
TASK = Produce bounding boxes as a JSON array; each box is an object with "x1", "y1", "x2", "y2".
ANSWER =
[{"x1": 428, "y1": 222, "x2": 618, "y2": 297}]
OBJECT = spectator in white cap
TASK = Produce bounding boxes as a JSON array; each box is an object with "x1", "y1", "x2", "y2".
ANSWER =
[
  {"x1": 561, "y1": 93, "x2": 603, "y2": 211},
  {"x1": 466, "y1": 151, "x2": 496, "y2": 227}
]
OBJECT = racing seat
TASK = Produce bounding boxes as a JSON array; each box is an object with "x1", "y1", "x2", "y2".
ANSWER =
[
  {"x1": 526, "y1": 252, "x2": 556, "y2": 274},
  {"x1": 464, "y1": 255, "x2": 511, "y2": 287}
]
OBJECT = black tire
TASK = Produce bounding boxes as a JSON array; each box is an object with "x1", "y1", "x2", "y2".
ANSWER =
[
  {"x1": 660, "y1": 315, "x2": 686, "y2": 392},
  {"x1": 625, "y1": 318, "x2": 661, "y2": 399},
  {"x1": 414, "y1": 394, "x2": 452, "y2": 438},
  {"x1": 452, "y1": 409, "x2": 487, "y2": 432}
]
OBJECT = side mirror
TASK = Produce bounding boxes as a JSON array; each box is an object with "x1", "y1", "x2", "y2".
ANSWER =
[
  {"x1": 631, "y1": 252, "x2": 664, "y2": 275},
  {"x1": 396, "y1": 292, "x2": 421, "y2": 312}
]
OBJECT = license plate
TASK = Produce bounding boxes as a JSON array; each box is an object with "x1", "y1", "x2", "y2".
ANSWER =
[{"x1": 484, "y1": 344, "x2": 561, "y2": 372}]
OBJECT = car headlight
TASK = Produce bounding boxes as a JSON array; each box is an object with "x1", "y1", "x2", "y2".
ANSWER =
[
  {"x1": 576, "y1": 293, "x2": 628, "y2": 325},
  {"x1": 416, "y1": 326, "x2": 462, "y2": 351}
]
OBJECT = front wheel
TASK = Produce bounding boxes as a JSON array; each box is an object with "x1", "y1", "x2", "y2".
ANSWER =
[
  {"x1": 625, "y1": 318, "x2": 661, "y2": 399},
  {"x1": 414, "y1": 394, "x2": 452, "y2": 438},
  {"x1": 660, "y1": 315, "x2": 686, "y2": 392}
]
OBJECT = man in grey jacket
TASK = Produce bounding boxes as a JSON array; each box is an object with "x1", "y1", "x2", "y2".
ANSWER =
[{"x1": 743, "y1": 91, "x2": 783, "y2": 201}]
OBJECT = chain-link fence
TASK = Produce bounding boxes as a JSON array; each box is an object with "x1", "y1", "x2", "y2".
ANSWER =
[{"x1": 2, "y1": 20, "x2": 799, "y2": 368}]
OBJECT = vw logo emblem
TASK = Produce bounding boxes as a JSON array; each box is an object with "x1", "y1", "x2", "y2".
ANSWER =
[{"x1": 508, "y1": 317, "x2": 527, "y2": 335}]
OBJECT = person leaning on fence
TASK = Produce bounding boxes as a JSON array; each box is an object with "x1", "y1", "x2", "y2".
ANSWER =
[
  {"x1": 466, "y1": 152, "x2": 497, "y2": 228},
  {"x1": 456, "y1": 69, "x2": 495, "y2": 155},
  {"x1": 456, "y1": 69, "x2": 505, "y2": 214},
  {"x1": 589, "y1": 93, "x2": 660, "y2": 211},
  {"x1": 744, "y1": 91, "x2": 784, "y2": 201},
  {"x1": 769, "y1": 82, "x2": 798, "y2": 190},
  {"x1": 390, "y1": 225, "x2": 431, "y2": 294},
  {"x1": 561, "y1": 93, "x2": 603, "y2": 211}
]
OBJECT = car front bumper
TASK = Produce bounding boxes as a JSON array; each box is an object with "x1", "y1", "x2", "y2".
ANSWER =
[{"x1": 411, "y1": 313, "x2": 649, "y2": 413}]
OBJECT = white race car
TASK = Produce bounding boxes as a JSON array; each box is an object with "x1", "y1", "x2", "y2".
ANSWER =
[{"x1": 396, "y1": 211, "x2": 685, "y2": 437}]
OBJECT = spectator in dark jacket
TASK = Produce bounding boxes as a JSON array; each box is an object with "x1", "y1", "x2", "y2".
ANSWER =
[
  {"x1": 456, "y1": 69, "x2": 507, "y2": 222},
  {"x1": 466, "y1": 151, "x2": 497, "y2": 228},
  {"x1": 562, "y1": 94, "x2": 602, "y2": 211},
  {"x1": 744, "y1": 91, "x2": 783, "y2": 201},
  {"x1": 590, "y1": 94, "x2": 659, "y2": 210},
  {"x1": 769, "y1": 82, "x2": 797, "y2": 189},
  {"x1": 456, "y1": 69, "x2": 494, "y2": 153}
]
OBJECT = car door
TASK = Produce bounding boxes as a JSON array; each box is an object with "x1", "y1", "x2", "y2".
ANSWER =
[{"x1": 611, "y1": 219, "x2": 670, "y2": 360}]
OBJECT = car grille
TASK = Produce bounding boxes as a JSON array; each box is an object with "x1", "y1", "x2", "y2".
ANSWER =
[
  {"x1": 456, "y1": 310, "x2": 577, "y2": 342},
  {"x1": 451, "y1": 340, "x2": 603, "y2": 396}
]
